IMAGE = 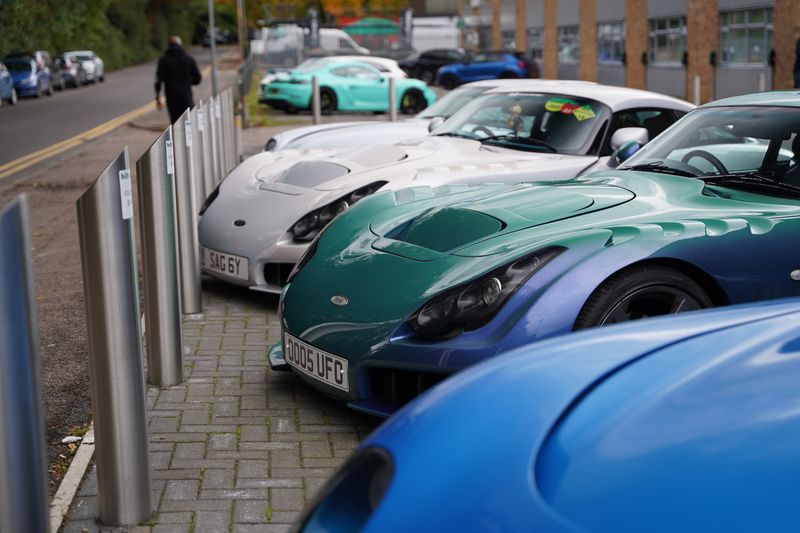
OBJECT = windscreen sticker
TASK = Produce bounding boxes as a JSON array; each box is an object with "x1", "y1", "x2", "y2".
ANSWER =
[{"x1": 545, "y1": 98, "x2": 597, "y2": 121}]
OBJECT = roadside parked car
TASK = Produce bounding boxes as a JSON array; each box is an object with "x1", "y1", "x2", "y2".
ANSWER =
[
  {"x1": 259, "y1": 55, "x2": 407, "y2": 100},
  {"x1": 65, "y1": 50, "x2": 104, "y2": 82},
  {"x1": 0, "y1": 63, "x2": 18, "y2": 105},
  {"x1": 55, "y1": 54, "x2": 87, "y2": 88},
  {"x1": 399, "y1": 48, "x2": 466, "y2": 84},
  {"x1": 296, "y1": 298, "x2": 800, "y2": 532},
  {"x1": 264, "y1": 79, "x2": 527, "y2": 151},
  {"x1": 199, "y1": 81, "x2": 690, "y2": 294},
  {"x1": 3, "y1": 55, "x2": 52, "y2": 97},
  {"x1": 272, "y1": 91, "x2": 800, "y2": 415},
  {"x1": 261, "y1": 60, "x2": 435, "y2": 114},
  {"x1": 436, "y1": 51, "x2": 534, "y2": 90}
]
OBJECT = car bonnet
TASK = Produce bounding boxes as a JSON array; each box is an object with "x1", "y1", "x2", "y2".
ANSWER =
[{"x1": 358, "y1": 299, "x2": 800, "y2": 532}]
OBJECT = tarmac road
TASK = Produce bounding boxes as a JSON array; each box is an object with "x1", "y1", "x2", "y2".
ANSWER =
[{"x1": 0, "y1": 46, "x2": 225, "y2": 166}]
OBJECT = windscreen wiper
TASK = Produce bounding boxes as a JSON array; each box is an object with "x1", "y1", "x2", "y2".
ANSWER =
[
  {"x1": 479, "y1": 134, "x2": 557, "y2": 153},
  {"x1": 622, "y1": 161, "x2": 700, "y2": 178},
  {"x1": 699, "y1": 172, "x2": 800, "y2": 198}
]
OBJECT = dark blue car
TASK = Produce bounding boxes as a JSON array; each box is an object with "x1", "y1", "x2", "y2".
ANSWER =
[
  {"x1": 0, "y1": 62, "x2": 18, "y2": 105},
  {"x1": 295, "y1": 298, "x2": 800, "y2": 532},
  {"x1": 4, "y1": 56, "x2": 52, "y2": 98},
  {"x1": 435, "y1": 51, "x2": 532, "y2": 90}
]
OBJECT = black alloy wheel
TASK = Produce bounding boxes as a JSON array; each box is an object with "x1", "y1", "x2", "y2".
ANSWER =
[
  {"x1": 400, "y1": 90, "x2": 426, "y2": 115},
  {"x1": 573, "y1": 264, "x2": 713, "y2": 330},
  {"x1": 320, "y1": 88, "x2": 337, "y2": 114},
  {"x1": 439, "y1": 74, "x2": 458, "y2": 90}
]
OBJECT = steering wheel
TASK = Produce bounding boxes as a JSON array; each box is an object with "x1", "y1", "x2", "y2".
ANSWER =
[
  {"x1": 680, "y1": 149, "x2": 729, "y2": 175},
  {"x1": 471, "y1": 125, "x2": 494, "y2": 138}
]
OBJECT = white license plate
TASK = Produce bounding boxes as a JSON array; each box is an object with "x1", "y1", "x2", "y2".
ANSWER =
[
  {"x1": 203, "y1": 247, "x2": 249, "y2": 281},
  {"x1": 284, "y1": 333, "x2": 349, "y2": 392}
]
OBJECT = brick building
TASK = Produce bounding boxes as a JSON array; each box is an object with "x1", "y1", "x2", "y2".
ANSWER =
[{"x1": 455, "y1": 0, "x2": 799, "y2": 103}]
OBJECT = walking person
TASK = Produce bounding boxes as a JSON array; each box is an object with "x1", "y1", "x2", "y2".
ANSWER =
[{"x1": 155, "y1": 36, "x2": 202, "y2": 123}]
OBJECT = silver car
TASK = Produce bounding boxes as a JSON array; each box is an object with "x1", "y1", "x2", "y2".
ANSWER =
[
  {"x1": 199, "y1": 81, "x2": 693, "y2": 293},
  {"x1": 65, "y1": 50, "x2": 104, "y2": 82}
]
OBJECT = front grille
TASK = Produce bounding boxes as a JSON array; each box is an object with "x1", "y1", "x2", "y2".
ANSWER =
[
  {"x1": 369, "y1": 368, "x2": 446, "y2": 407},
  {"x1": 264, "y1": 263, "x2": 294, "y2": 287}
]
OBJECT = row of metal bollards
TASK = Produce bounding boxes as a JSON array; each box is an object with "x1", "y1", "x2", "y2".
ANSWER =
[
  {"x1": 310, "y1": 75, "x2": 398, "y2": 125},
  {"x1": 0, "y1": 87, "x2": 242, "y2": 531}
]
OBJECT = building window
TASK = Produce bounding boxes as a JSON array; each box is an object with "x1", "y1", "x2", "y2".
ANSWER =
[
  {"x1": 558, "y1": 25, "x2": 579, "y2": 63},
  {"x1": 649, "y1": 17, "x2": 686, "y2": 65},
  {"x1": 527, "y1": 27, "x2": 544, "y2": 59},
  {"x1": 597, "y1": 22, "x2": 625, "y2": 63},
  {"x1": 720, "y1": 8, "x2": 773, "y2": 65}
]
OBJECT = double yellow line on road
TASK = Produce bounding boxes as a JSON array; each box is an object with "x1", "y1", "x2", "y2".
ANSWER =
[
  {"x1": 0, "y1": 63, "x2": 217, "y2": 181},
  {"x1": 0, "y1": 101, "x2": 155, "y2": 180}
]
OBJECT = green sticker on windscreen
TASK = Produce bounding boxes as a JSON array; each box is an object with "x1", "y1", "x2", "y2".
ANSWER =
[{"x1": 545, "y1": 98, "x2": 596, "y2": 121}]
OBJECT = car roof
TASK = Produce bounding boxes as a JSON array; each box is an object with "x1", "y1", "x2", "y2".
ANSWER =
[
  {"x1": 321, "y1": 55, "x2": 398, "y2": 67},
  {"x1": 702, "y1": 90, "x2": 800, "y2": 108},
  {"x1": 486, "y1": 80, "x2": 694, "y2": 111}
]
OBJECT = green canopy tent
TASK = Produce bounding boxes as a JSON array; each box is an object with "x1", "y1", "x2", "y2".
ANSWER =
[{"x1": 342, "y1": 17, "x2": 400, "y2": 36}]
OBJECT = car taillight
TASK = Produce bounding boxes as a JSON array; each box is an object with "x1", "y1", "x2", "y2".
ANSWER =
[{"x1": 518, "y1": 60, "x2": 526, "y2": 69}]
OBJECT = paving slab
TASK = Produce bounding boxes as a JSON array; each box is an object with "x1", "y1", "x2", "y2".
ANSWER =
[{"x1": 60, "y1": 279, "x2": 378, "y2": 531}]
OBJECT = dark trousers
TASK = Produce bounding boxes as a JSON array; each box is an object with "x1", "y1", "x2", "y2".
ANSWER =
[{"x1": 166, "y1": 91, "x2": 193, "y2": 124}]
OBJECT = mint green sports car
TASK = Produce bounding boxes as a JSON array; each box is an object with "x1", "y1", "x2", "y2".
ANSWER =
[{"x1": 261, "y1": 61, "x2": 436, "y2": 114}]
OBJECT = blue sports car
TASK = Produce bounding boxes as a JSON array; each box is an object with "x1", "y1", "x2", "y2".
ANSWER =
[
  {"x1": 294, "y1": 298, "x2": 800, "y2": 532},
  {"x1": 435, "y1": 51, "x2": 533, "y2": 90}
]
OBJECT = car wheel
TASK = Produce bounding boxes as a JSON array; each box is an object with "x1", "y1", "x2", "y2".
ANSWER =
[
  {"x1": 9, "y1": 88, "x2": 17, "y2": 105},
  {"x1": 499, "y1": 71, "x2": 519, "y2": 79},
  {"x1": 573, "y1": 264, "x2": 713, "y2": 330},
  {"x1": 419, "y1": 69, "x2": 435, "y2": 84},
  {"x1": 99, "y1": 74, "x2": 105, "y2": 82},
  {"x1": 400, "y1": 89, "x2": 426, "y2": 115},
  {"x1": 319, "y1": 88, "x2": 337, "y2": 114},
  {"x1": 34, "y1": 83, "x2": 42, "y2": 98},
  {"x1": 439, "y1": 74, "x2": 459, "y2": 90}
]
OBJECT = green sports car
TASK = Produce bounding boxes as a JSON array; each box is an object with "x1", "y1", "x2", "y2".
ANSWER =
[
  {"x1": 261, "y1": 60, "x2": 437, "y2": 114},
  {"x1": 272, "y1": 91, "x2": 800, "y2": 416}
]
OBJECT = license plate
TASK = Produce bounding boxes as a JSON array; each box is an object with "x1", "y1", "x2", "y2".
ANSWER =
[
  {"x1": 284, "y1": 333, "x2": 349, "y2": 392},
  {"x1": 203, "y1": 247, "x2": 249, "y2": 281}
]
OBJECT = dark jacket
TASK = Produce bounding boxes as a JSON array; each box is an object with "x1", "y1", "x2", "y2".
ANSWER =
[{"x1": 156, "y1": 43, "x2": 201, "y2": 120}]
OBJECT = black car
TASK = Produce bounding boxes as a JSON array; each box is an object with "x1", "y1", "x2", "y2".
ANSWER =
[{"x1": 398, "y1": 48, "x2": 466, "y2": 84}]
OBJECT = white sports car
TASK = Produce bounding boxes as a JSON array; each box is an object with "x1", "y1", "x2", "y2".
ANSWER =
[
  {"x1": 199, "y1": 81, "x2": 693, "y2": 293},
  {"x1": 65, "y1": 50, "x2": 104, "y2": 82},
  {"x1": 263, "y1": 79, "x2": 530, "y2": 151}
]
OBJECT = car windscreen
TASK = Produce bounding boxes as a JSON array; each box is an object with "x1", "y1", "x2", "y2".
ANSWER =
[
  {"x1": 433, "y1": 92, "x2": 611, "y2": 155},
  {"x1": 620, "y1": 106, "x2": 800, "y2": 175},
  {"x1": 417, "y1": 86, "x2": 487, "y2": 119},
  {"x1": 4, "y1": 60, "x2": 33, "y2": 72},
  {"x1": 74, "y1": 54, "x2": 93, "y2": 61}
]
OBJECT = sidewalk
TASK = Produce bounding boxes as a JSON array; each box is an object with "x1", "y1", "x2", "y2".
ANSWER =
[{"x1": 62, "y1": 280, "x2": 377, "y2": 533}]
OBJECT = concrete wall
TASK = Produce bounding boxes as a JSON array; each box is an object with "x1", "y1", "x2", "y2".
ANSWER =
[
  {"x1": 597, "y1": 0, "x2": 627, "y2": 21},
  {"x1": 649, "y1": 0, "x2": 688, "y2": 18},
  {"x1": 647, "y1": 66, "x2": 687, "y2": 99},
  {"x1": 558, "y1": 0, "x2": 581, "y2": 25},
  {"x1": 598, "y1": 63, "x2": 626, "y2": 85},
  {"x1": 716, "y1": 66, "x2": 772, "y2": 98}
]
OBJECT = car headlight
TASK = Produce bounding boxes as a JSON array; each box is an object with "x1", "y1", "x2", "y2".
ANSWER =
[
  {"x1": 289, "y1": 181, "x2": 387, "y2": 242},
  {"x1": 407, "y1": 246, "x2": 565, "y2": 339}
]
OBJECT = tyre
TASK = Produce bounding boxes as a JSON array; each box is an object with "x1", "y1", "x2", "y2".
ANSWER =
[
  {"x1": 8, "y1": 88, "x2": 17, "y2": 105},
  {"x1": 34, "y1": 83, "x2": 42, "y2": 98},
  {"x1": 499, "y1": 71, "x2": 519, "y2": 79},
  {"x1": 99, "y1": 74, "x2": 105, "y2": 82},
  {"x1": 400, "y1": 89, "x2": 426, "y2": 115},
  {"x1": 319, "y1": 88, "x2": 337, "y2": 114},
  {"x1": 573, "y1": 264, "x2": 713, "y2": 330},
  {"x1": 439, "y1": 74, "x2": 459, "y2": 90},
  {"x1": 419, "y1": 69, "x2": 435, "y2": 84}
]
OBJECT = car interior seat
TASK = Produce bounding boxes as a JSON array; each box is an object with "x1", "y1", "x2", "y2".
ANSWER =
[{"x1": 642, "y1": 112, "x2": 674, "y2": 142}]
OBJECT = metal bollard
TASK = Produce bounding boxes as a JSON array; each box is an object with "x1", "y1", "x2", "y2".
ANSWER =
[
  {"x1": 209, "y1": 95, "x2": 222, "y2": 185},
  {"x1": 0, "y1": 196, "x2": 49, "y2": 533},
  {"x1": 389, "y1": 77, "x2": 398, "y2": 122},
  {"x1": 226, "y1": 89, "x2": 237, "y2": 171},
  {"x1": 200, "y1": 100, "x2": 215, "y2": 199},
  {"x1": 212, "y1": 94, "x2": 224, "y2": 183},
  {"x1": 76, "y1": 149, "x2": 152, "y2": 526},
  {"x1": 172, "y1": 109, "x2": 203, "y2": 316},
  {"x1": 312, "y1": 75, "x2": 321, "y2": 124},
  {"x1": 190, "y1": 105, "x2": 206, "y2": 212},
  {"x1": 136, "y1": 127, "x2": 184, "y2": 387},
  {"x1": 221, "y1": 90, "x2": 232, "y2": 174}
]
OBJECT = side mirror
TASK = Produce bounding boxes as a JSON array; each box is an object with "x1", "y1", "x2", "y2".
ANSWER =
[
  {"x1": 610, "y1": 140, "x2": 644, "y2": 167},
  {"x1": 428, "y1": 116, "x2": 445, "y2": 133},
  {"x1": 610, "y1": 127, "x2": 649, "y2": 151}
]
